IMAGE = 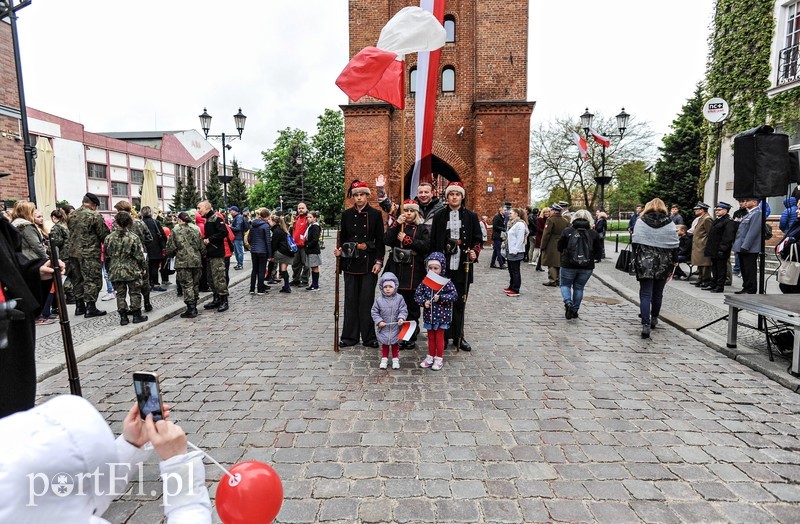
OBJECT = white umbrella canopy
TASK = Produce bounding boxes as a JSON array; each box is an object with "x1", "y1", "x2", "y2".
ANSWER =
[
  {"x1": 33, "y1": 137, "x2": 56, "y2": 219},
  {"x1": 140, "y1": 160, "x2": 159, "y2": 210}
]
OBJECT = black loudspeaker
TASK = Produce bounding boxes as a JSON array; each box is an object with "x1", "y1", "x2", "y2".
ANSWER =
[
  {"x1": 789, "y1": 150, "x2": 800, "y2": 185},
  {"x1": 733, "y1": 126, "x2": 791, "y2": 198}
]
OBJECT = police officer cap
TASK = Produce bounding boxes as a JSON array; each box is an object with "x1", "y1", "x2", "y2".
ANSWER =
[
  {"x1": 692, "y1": 202, "x2": 710, "y2": 210},
  {"x1": 228, "y1": 205, "x2": 239, "y2": 212},
  {"x1": 550, "y1": 203, "x2": 562, "y2": 212},
  {"x1": 714, "y1": 202, "x2": 732, "y2": 210},
  {"x1": 84, "y1": 192, "x2": 100, "y2": 206}
]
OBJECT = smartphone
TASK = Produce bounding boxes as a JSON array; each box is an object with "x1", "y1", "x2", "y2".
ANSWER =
[{"x1": 133, "y1": 372, "x2": 165, "y2": 421}]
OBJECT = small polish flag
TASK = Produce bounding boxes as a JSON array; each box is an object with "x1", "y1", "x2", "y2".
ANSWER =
[
  {"x1": 421, "y1": 270, "x2": 449, "y2": 292},
  {"x1": 572, "y1": 132, "x2": 588, "y2": 160},
  {"x1": 398, "y1": 320, "x2": 417, "y2": 342},
  {"x1": 589, "y1": 128, "x2": 611, "y2": 148}
]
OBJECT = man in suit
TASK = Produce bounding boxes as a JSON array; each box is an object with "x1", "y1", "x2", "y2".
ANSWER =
[
  {"x1": 690, "y1": 202, "x2": 714, "y2": 288},
  {"x1": 733, "y1": 198, "x2": 763, "y2": 294}
]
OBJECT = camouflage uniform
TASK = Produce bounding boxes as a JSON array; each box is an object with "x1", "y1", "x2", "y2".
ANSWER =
[
  {"x1": 204, "y1": 212, "x2": 229, "y2": 297},
  {"x1": 125, "y1": 217, "x2": 153, "y2": 299},
  {"x1": 166, "y1": 222, "x2": 205, "y2": 304},
  {"x1": 49, "y1": 221, "x2": 72, "y2": 296},
  {"x1": 105, "y1": 230, "x2": 146, "y2": 311},
  {"x1": 67, "y1": 205, "x2": 110, "y2": 303}
]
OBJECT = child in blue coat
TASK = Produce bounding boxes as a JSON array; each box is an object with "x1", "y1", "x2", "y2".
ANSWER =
[{"x1": 414, "y1": 252, "x2": 458, "y2": 370}]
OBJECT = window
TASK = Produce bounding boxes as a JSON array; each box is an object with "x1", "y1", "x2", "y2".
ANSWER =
[
  {"x1": 111, "y1": 182, "x2": 128, "y2": 196},
  {"x1": 132, "y1": 197, "x2": 141, "y2": 209},
  {"x1": 157, "y1": 186, "x2": 163, "y2": 199},
  {"x1": 444, "y1": 15, "x2": 455, "y2": 43},
  {"x1": 130, "y1": 169, "x2": 144, "y2": 184},
  {"x1": 87, "y1": 163, "x2": 107, "y2": 180},
  {"x1": 442, "y1": 66, "x2": 455, "y2": 93},
  {"x1": 409, "y1": 66, "x2": 417, "y2": 98},
  {"x1": 778, "y1": 2, "x2": 800, "y2": 86},
  {"x1": 96, "y1": 196, "x2": 109, "y2": 211}
]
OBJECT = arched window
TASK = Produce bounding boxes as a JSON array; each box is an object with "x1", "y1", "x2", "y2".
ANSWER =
[
  {"x1": 409, "y1": 66, "x2": 417, "y2": 98},
  {"x1": 441, "y1": 66, "x2": 455, "y2": 93},
  {"x1": 444, "y1": 15, "x2": 455, "y2": 43}
]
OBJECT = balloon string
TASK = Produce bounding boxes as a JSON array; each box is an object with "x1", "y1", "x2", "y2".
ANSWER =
[{"x1": 188, "y1": 441, "x2": 237, "y2": 481}]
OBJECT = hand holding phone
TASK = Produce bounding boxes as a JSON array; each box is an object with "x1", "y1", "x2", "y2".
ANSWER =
[{"x1": 133, "y1": 372, "x2": 165, "y2": 422}]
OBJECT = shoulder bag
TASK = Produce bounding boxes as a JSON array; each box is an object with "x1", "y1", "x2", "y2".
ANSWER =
[
  {"x1": 777, "y1": 243, "x2": 800, "y2": 286},
  {"x1": 615, "y1": 244, "x2": 634, "y2": 274}
]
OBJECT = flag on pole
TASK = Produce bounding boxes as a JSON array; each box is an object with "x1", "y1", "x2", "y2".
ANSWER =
[
  {"x1": 572, "y1": 132, "x2": 588, "y2": 160},
  {"x1": 377, "y1": 6, "x2": 447, "y2": 57},
  {"x1": 422, "y1": 270, "x2": 449, "y2": 292},
  {"x1": 589, "y1": 128, "x2": 611, "y2": 148},
  {"x1": 398, "y1": 320, "x2": 417, "y2": 342},
  {"x1": 410, "y1": 0, "x2": 447, "y2": 198}
]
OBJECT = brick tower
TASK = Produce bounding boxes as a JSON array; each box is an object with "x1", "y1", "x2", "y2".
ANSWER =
[{"x1": 342, "y1": 0, "x2": 534, "y2": 219}]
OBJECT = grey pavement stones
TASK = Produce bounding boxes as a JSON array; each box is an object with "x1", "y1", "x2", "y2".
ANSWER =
[{"x1": 34, "y1": 253, "x2": 800, "y2": 523}]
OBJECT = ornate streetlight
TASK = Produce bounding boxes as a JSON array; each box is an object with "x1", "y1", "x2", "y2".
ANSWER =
[
  {"x1": 199, "y1": 108, "x2": 247, "y2": 208},
  {"x1": 580, "y1": 107, "x2": 630, "y2": 211}
]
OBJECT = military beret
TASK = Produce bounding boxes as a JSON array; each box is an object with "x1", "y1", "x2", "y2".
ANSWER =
[{"x1": 84, "y1": 192, "x2": 100, "y2": 206}]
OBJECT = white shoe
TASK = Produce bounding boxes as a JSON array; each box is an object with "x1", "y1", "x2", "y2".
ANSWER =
[
  {"x1": 432, "y1": 357, "x2": 443, "y2": 371},
  {"x1": 392, "y1": 358, "x2": 400, "y2": 369},
  {"x1": 420, "y1": 355, "x2": 434, "y2": 368},
  {"x1": 379, "y1": 357, "x2": 388, "y2": 369},
  {"x1": 101, "y1": 292, "x2": 116, "y2": 301}
]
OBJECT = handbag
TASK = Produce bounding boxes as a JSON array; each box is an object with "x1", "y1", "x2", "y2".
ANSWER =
[
  {"x1": 500, "y1": 239, "x2": 508, "y2": 259},
  {"x1": 615, "y1": 244, "x2": 634, "y2": 273},
  {"x1": 392, "y1": 247, "x2": 413, "y2": 264},
  {"x1": 777, "y1": 243, "x2": 800, "y2": 285}
]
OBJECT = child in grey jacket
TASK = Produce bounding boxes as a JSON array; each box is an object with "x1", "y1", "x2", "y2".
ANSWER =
[{"x1": 371, "y1": 272, "x2": 407, "y2": 369}]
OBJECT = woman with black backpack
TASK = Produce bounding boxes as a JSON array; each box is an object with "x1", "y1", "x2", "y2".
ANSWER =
[{"x1": 556, "y1": 209, "x2": 603, "y2": 320}]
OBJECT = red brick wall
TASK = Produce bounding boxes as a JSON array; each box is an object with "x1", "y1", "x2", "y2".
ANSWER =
[
  {"x1": 0, "y1": 22, "x2": 27, "y2": 205},
  {"x1": 344, "y1": 0, "x2": 533, "y2": 221}
]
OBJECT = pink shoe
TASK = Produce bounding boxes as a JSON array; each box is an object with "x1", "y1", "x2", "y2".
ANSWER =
[
  {"x1": 420, "y1": 355, "x2": 434, "y2": 368},
  {"x1": 432, "y1": 357, "x2": 443, "y2": 371}
]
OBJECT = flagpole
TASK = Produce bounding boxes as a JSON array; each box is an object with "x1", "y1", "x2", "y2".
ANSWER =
[{"x1": 400, "y1": 108, "x2": 406, "y2": 210}]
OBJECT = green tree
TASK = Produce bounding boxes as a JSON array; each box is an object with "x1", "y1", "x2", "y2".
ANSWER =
[
  {"x1": 182, "y1": 167, "x2": 201, "y2": 209},
  {"x1": 170, "y1": 177, "x2": 184, "y2": 211},
  {"x1": 227, "y1": 159, "x2": 249, "y2": 210},
  {"x1": 261, "y1": 128, "x2": 310, "y2": 212},
  {"x1": 205, "y1": 160, "x2": 224, "y2": 210},
  {"x1": 307, "y1": 108, "x2": 345, "y2": 224},
  {"x1": 605, "y1": 161, "x2": 650, "y2": 216},
  {"x1": 640, "y1": 85, "x2": 704, "y2": 217}
]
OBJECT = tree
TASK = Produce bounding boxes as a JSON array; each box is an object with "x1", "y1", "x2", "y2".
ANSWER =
[
  {"x1": 170, "y1": 177, "x2": 184, "y2": 211},
  {"x1": 530, "y1": 114, "x2": 656, "y2": 211},
  {"x1": 205, "y1": 161, "x2": 224, "y2": 210},
  {"x1": 182, "y1": 167, "x2": 201, "y2": 209},
  {"x1": 640, "y1": 85, "x2": 704, "y2": 217},
  {"x1": 260, "y1": 128, "x2": 310, "y2": 212},
  {"x1": 605, "y1": 161, "x2": 650, "y2": 217},
  {"x1": 227, "y1": 159, "x2": 249, "y2": 210},
  {"x1": 307, "y1": 109, "x2": 345, "y2": 224}
]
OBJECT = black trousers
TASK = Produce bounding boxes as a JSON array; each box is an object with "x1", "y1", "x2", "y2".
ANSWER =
[
  {"x1": 250, "y1": 252, "x2": 267, "y2": 292},
  {"x1": 739, "y1": 252, "x2": 758, "y2": 293},
  {"x1": 507, "y1": 259, "x2": 521, "y2": 292},
  {"x1": 0, "y1": 314, "x2": 36, "y2": 418},
  {"x1": 399, "y1": 288, "x2": 420, "y2": 342},
  {"x1": 445, "y1": 279, "x2": 468, "y2": 344},
  {"x1": 711, "y1": 256, "x2": 728, "y2": 290},
  {"x1": 342, "y1": 272, "x2": 379, "y2": 345},
  {"x1": 148, "y1": 258, "x2": 162, "y2": 286}
]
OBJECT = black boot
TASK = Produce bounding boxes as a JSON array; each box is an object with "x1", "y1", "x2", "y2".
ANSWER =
[
  {"x1": 217, "y1": 296, "x2": 229, "y2": 312},
  {"x1": 119, "y1": 309, "x2": 129, "y2": 326},
  {"x1": 74, "y1": 300, "x2": 86, "y2": 316},
  {"x1": 204, "y1": 294, "x2": 220, "y2": 310},
  {"x1": 131, "y1": 309, "x2": 148, "y2": 324},
  {"x1": 84, "y1": 301, "x2": 107, "y2": 318},
  {"x1": 65, "y1": 292, "x2": 76, "y2": 305},
  {"x1": 180, "y1": 303, "x2": 194, "y2": 318},
  {"x1": 143, "y1": 293, "x2": 153, "y2": 312},
  {"x1": 188, "y1": 302, "x2": 198, "y2": 318}
]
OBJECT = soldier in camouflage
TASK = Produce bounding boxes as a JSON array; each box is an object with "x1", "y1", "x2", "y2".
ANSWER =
[
  {"x1": 198, "y1": 200, "x2": 229, "y2": 312},
  {"x1": 166, "y1": 211, "x2": 206, "y2": 318},
  {"x1": 105, "y1": 212, "x2": 148, "y2": 325},
  {"x1": 67, "y1": 193, "x2": 110, "y2": 317},
  {"x1": 114, "y1": 201, "x2": 154, "y2": 311}
]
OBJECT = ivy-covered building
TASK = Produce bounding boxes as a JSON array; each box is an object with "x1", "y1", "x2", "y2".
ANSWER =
[{"x1": 703, "y1": 0, "x2": 799, "y2": 215}]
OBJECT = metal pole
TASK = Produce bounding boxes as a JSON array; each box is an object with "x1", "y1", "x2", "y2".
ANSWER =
[
  {"x1": 615, "y1": 234, "x2": 619, "y2": 253},
  {"x1": 222, "y1": 132, "x2": 228, "y2": 208},
  {"x1": 301, "y1": 158, "x2": 305, "y2": 202},
  {"x1": 8, "y1": 0, "x2": 36, "y2": 204},
  {"x1": 712, "y1": 122, "x2": 723, "y2": 205},
  {"x1": 600, "y1": 145, "x2": 606, "y2": 211}
]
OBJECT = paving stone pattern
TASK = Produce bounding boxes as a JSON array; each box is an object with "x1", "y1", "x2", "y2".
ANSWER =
[{"x1": 37, "y1": 258, "x2": 800, "y2": 523}]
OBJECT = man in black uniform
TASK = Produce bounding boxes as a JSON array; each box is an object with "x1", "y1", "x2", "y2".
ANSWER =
[
  {"x1": 334, "y1": 180, "x2": 385, "y2": 348},
  {"x1": 430, "y1": 181, "x2": 482, "y2": 351},
  {"x1": 704, "y1": 201, "x2": 738, "y2": 293}
]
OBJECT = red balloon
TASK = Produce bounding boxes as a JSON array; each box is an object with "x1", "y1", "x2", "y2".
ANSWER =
[{"x1": 216, "y1": 461, "x2": 284, "y2": 524}]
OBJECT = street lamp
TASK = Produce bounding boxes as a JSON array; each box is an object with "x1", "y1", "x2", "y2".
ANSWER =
[
  {"x1": 580, "y1": 107, "x2": 630, "y2": 211},
  {"x1": 296, "y1": 153, "x2": 305, "y2": 203},
  {"x1": 198, "y1": 107, "x2": 247, "y2": 208}
]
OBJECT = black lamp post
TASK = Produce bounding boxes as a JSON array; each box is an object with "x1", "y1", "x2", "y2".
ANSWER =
[
  {"x1": 199, "y1": 107, "x2": 247, "y2": 208},
  {"x1": 296, "y1": 154, "x2": 305, "y2": 203},
  {"x1": 1, "y1": 1, "x2": 35, "y2": 205},
  {"x1": 580, "y1": 107, "x2": 630, "y2": 211}
]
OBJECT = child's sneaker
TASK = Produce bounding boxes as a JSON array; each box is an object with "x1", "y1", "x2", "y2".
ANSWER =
[
  {"x1": 432, "y1": 357, "x2": 443, "y2": 371},
  {"x1": 392, "y1": 358, "x2": 400, "y2": 369},
  {"x1": 379, "y1": 357, "x2": 388, "y2": 369},
  {"x1": 420, "y1": 355, "x2": 434, "y2": 368}
]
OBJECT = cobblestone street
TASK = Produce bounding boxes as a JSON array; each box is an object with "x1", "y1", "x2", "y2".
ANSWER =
[{"x1": 37, "y1": 258, "x2": 800, "y2": 523}]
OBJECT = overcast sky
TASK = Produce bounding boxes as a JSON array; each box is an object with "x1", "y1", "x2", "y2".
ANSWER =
[{"x1": 15, "y1": 0, "x2": 714, "y2": 171}]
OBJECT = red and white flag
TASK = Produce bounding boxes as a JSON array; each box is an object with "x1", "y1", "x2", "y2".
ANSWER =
[
  {"x1": 572, "y1": 132, "x2": 588, "y2": 160},
  {"x1": 422, "y1": 270, "x2": 449, "y2": 292},
  {"x1": 398, "y1": 320, "x2": 417, "y2": 341},
  {"x1": 589, "y1": 128, "x2": 611, "y2": 148}
]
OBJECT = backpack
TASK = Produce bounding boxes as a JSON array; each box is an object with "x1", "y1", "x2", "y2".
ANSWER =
[
  {"x1": 566, "y1": 228, "x2": 592, "y2": 268},
  {"x1": 287, "y1": 234, "x2": 298, "y2": 253}
]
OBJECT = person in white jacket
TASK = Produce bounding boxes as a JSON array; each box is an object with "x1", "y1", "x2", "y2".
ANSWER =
[
  {"x1": 504, "y1": 208, "x2": 529, "y2": 297},
  {"x1": 0, "y1": 394, "x2": 211, "y2": 523}
]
